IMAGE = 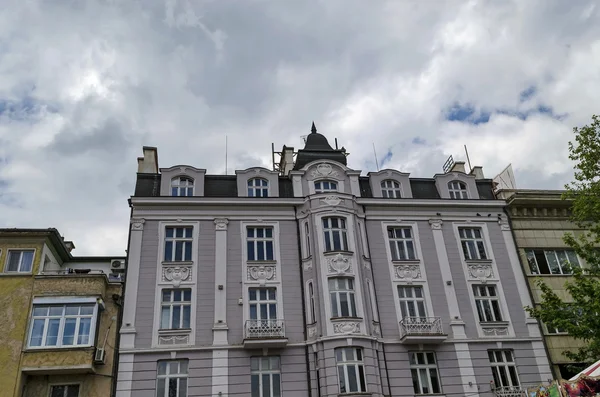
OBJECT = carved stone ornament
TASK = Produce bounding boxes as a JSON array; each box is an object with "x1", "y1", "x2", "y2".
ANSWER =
[
  {"x1": 311, "y1": 163, "x2": 339, "y2": 179},
  {"x1": 214, "y1": 218, "x2": 229, "y2": 231},
  {"x1": 321, "y1": 195, "x2": 342, "y2": 206},
  {"x1": 333, "y1": 322, "x2": 361, "y2": 334},
  {"x1": 307, "y1": 325, "x2": 318, "y2": 338},
  {"x1": 372, "y1": 323, "x2": 381, "y2": 337},
  {"x1": 498, "y1": 219, "x2": 511, "y2": 231},
  {"x1": 482, "y1": 326, "x2": 509, "y2": 337},
  {"x1": 131, "y1": 218, "x2": 145, "y2": 231},
  {"x1": 158, "y1": 334, "x2": 190, "y2": 345},
  {"x1": 247, "y1": 265, "x2": 276, "y2": 285},
  {"x1": 468, "y1": 263, "x2": 494, "y2": 282},
  {"x1": 163, "y1": 266, "x2": 192, "y2": 287},
  {"x1": 327, "y1": 253, "x2": 352, "y2": 274},
  {"x1": 429, "y1": 219, "x2": 442, "y2": 230},
  {"x1": 303, "y1": 261, "x2": 313, "y2": 271},
  {"x1": 363, "y1": 260, "x2": 371, "y2": 270},
  {"x1": 394, "y1": 264, "x2": 421, "y2": 283}
]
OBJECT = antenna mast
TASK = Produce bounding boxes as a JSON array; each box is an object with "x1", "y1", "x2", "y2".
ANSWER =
[
  {"x1": 225, "y1": 135, "x2": 228, "y2": 175},
  {"x1": 372, "y1": 143, "x2": 380, "y2": 171},
  {"x1": 464, "y1": 145, "x2": 472, "y2": 172}
]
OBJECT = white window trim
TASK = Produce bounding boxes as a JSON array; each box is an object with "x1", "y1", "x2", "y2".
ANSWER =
[
  {"x1": 306, "y1": 279, "x2": 317, "y2": 324},
  {"x1": 335, "y1": 347, "x2": 367, "y2": 394},
  {"x1": 328, "y1": 277, "x2": 358, "y2": 318},
  {"x1": 4, "y1": 248, "x2": 36, "y2": 273},
  {"x1": 48, "y1": 383, "x2": 81, "y2": 397},
  {"x1": 240, "y1": 222, "x2": 284, "y2": 328},
  {"x1": 381, "y1": 179, "x2": 402, "y2": 198},
  {"x1": 163, "y1": 226, "x2": 194, "y2": 263},
  {"x1": 448, "y1": 180, "x2": 469, "y2": 199},
  {"x1": 247, "y1": 177, "x2": 270, "y2": 198},
  {"x1": 27, "y1": 302, "x2": 99, "y2": 350},
  {"x1": 156, "y1": 360, "x2": 189, "y2": 397},
  {"x1": 452, "y1": 222, "x2": 514, "y2": 337},
  {"x1": 246, "y1": 226, "x2": 276, "y2": 262},
  {"x1": 251, "y1": 356, "x2": 282, "y2": 397},
  {"x1": 152, "y1": 221, "x2": 199, "y2": 348},
  {"x1": 488, "y1": 350, "x2": 520, "y2": 388},
  {"x1": 387, "y1": 226, "x2": 418, "y2": 261},
  {"x1": 302, "y1": 222, "x2": 312, "y2": 259},
  {"x1": 160, "y1": 289, "x2": 192, "y2": 330},
  {"x1": 308, "y1": 177, "x2": 345, "y2": 194},
  {"x1": 472, "y1": 284, "x2": 505, "y2": 322},
  {"x1": 409, "y1": 351, "x2": 442, "y2": 395},
  {"x1": 171, "y1": 176, "x2": 195, "y2": 197},
  {"x1": 313, "y1": 179, "x2": 339, "y2": 194}
]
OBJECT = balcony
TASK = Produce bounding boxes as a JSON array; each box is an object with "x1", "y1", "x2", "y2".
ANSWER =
[
  {"x1": 243, "y1": 319, "x2": 288, "y2": 349},
  {"x1": 494, "y1": 386, "x2": 526, "y2": 397},
  {"x1": 20, "y1": 348, "x2": 96, "y2": 374},
  {"x1": 399, "y1": 316, "x2": 447, "y2": 343}
]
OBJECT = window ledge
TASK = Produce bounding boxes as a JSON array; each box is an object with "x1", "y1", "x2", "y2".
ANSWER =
[
  {"x1": 158, "y1": 328, "x2": 191, "y2": 335},
  {"x1": 246, "y1": 260, "x2": 277, "y2": 265},
  {"x1": 392, "y1": 259, "x2": 420, "y2": 264},
  {"x1": 465, "y1": 259, "x2": 493, "y2": 264},
  {"x1": 161, "y1": 261, "x2": 194, "y2": 266},
  {"x1": 529, "y1": 273, "x2": 574, "y2": 277},
  {"x1": 0, "y1": 272, "x2": 32, "y2": 277},
  {"x1": 25, "y1": 345, "x2": 94, "y2": 352},
  {"x1": 324, "y1": 250, "x2": 354, "y2": 257},
  {"x1": 338, "y1": 393, "x2": 372, "y2": 397},
  {"x1": 331, "y1": 317, "x2": 363, "y2": 322},
  {"x1": 480, "y1": 321, "x2": 510, "y2": 327}
]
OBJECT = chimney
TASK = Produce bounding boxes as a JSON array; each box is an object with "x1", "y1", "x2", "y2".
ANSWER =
[
  {"x1": 279, "y1": 146, "x2": 295, "y2": 176},
  {"x1": 450, "y1": 161, "x2": 466, "y2": 173},
  {"x1": 470, "y1": 166, "x2": 484, "y2": 179},
  {"x1": 64, "y1": 241, "x2": 75, "y2": 253},
  {"x1": 137, "y1": 146, "x2": 159, "y2": 174}
]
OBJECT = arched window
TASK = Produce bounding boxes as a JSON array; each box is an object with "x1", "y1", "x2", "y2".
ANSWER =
[
  {"x1": 314, "y1": 180, "x2": 338, "y2": 193},
  {"x1": 304, "y1": 222, "x2": 311, "y2": 257},
  {"x1": 248, "y1": 178, "x2": 269, "y2": 197},
  {"x1": 381, "y1": 180, "x2": 401, "y2": 198},
  {"x1": 171, "y1": 176, "x2": 194, "y2": 196},
  {"x1": 307, "y1": 280, "x2": 316, "y2": 324},
  {"x1": 448, "y1": 180, "x2": 468, "y2": 199}
]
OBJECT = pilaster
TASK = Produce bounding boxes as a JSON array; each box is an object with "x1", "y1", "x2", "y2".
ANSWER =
[
  {"x1": 120, "y1": 218, "x2": 144, "y2": 349},
  {"x1": 213, "y1": 218, "x2": 229, "y2": 345}
]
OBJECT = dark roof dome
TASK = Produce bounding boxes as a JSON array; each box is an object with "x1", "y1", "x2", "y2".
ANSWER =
[{"x1": 293, "y1": 122, "x2": 348, "y2": 170}]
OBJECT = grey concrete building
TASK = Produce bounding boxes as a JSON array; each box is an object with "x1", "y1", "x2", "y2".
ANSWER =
[{"x1": 117, "y1": 126, "x2": 552, "y2": 397}]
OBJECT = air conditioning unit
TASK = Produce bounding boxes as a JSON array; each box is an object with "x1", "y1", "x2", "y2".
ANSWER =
[
  {"x1": 94, "y1": 347, "x2": 106, "y2": 365},
  {"x1": 110, "y1": 259, "x2": 125, "y2": 273}
]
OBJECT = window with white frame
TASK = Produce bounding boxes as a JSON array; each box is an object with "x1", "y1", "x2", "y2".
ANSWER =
[
  {"x1": 448, "y1": 180, "x2": 468, "y2": 199},
  {"x1": 5, "y1": 249, "x2": 34, "y2": 273},
  {"x1": 157, "y1": 360, "x2": 188, "y2": 397},
  {"x1": 249, "y1": 287, "x2": 278, "y2": 321},
  {"x1": 29, "y1": 303, "x2": 96, "y2": 348},
  {"x1": 459, "y1": 227, "x2": 488, "y2": 260},
  {"x1": 171, "y1": 176, "x2": 194, "y2": 197},
  {"x1": 336, "y1": 347, "x2": 367, "y2": 394},
  {"x1": 304, "y1": 222, "x2": 311, "y2": 257},
  {"x1": 410, "y1": 352, "x2": 442, "y2": 394},
  {"x1": 314, "y1": 179, "x2": 338, "y2": 193},
  {"x1": 322, "y1": 217, "x2": 348, "y2": 252},
  {"x1": 381, "y1": 180, "x2": 401, "y2": 198},
  {"x1": 473, "y1": 285, "x2": 503, "y2": 322},
  {"x1": 50, "y1": 385, "x2": 80, "y2": 397},
  {"x1": 488, "y1": 350, "x2": 520, "y2": 389},
  {"x1": 307, "y1": 281, "x2": 316, "y2": 324},
  {"x1": 164, "y1": 227, "x2": 193, "y2": 262},
  {"x1": 525, "y1": 249, "x2": 580, "y2": 275},
  {"x1": 247, "y1": 227, "x2": 274, "y2": 261},
  {"x1": 251, "y1": 356, "x2": 281, "y2": 397},
  {"x1": 329, "y1": 278, "x2": 357, "y2": 318},
  {"x1": 248, "y1": 178, "x2": 269, "y2": 197},
  {"x1": 398, "y1": 286, "x2": 427, "y2": 318},
  {"x1": 387, "y1": 227, "x2": 416, "y2": 260},
  {"x1": 160, "y1": 289, "x2": 191, "y2": 330}
]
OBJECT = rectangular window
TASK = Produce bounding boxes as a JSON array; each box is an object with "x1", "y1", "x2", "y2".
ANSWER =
[
  {"x1": 247, "y1": 227, "x2": 274, "y2": 261},
  {"x1": 473, "y1": 285, "x2": 503, "y2": 322},
  {"x1": 329, "y1": 278, "x2": 357, "y2": 318},
  {"x1": 459, "y1": 228, "x2": 487, "y2": 260},
  {"x1": 160, "y1": 289, "x2": 192, "y2": 330},
  {"x1": 323, "y1": 217, "x2": 348, "y2": 252},
  {"x1": 157, "y1": 360, "x2": 188, "y2": 397},
  {"x1": 50, "y1": 385, "x2": 80, "y2": 397},
  {"x1": 249, "y1": 287, "x2": 278, "y2": 321},
  {"x1": 5, "y1": 249, "x2": 34, "y2": 272},
  {"x1": 410, "y1": 352, "x2": 442, "y2": 394},
  {"x1": 251, "y1": 356, "x2": 281, "y2": 397},
  {"x1": 387, "y1": 227, "x2": 416, "y2": 260},
  {"x1": 488, "y1": 350, "x2": 520, "y2": 388},
  {"x1": 525, "y1": 249, "x2": 580, "y2": 275},
  {"x1": 398, "y1": 286, "x2": 427, "y2": 318},
  {"x1": 29, "y1": 304, "x2": 95, "y2": 348},
  {"x1": 307, "y1": 281, "x2": 316, "y2": 324},
  {"x1": 336, "y1": 347, "x2": 367, "y2": 394},
  {"x1": 164, "y1": 227, "x2": 193, "y2": 262}
]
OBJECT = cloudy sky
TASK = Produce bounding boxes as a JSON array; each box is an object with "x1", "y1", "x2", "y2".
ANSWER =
[{"x1": 1, "y1": 0, "x2": 599, "y2": 255}]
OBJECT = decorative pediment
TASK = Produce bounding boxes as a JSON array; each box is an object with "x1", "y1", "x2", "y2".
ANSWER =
[{"x1": 311, "y1": 163, "x2": 340, "y2": 179}]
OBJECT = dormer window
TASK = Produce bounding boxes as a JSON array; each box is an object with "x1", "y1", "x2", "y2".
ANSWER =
[
  {"x1": 171, "y1": 177, "x2": 194, "y2": 197},
  {"x1": 248, "y1": 178, "x2": 269, "y2": 197},
  {"x1": 314, "y1": 180, "x2": 338, "y2": 193},
  {"x1": 381, "y1": 180, "x2": 401, "y2": 198},
  {"x1": 448, "y1": 180, "x2": 468, "y2": 199}
]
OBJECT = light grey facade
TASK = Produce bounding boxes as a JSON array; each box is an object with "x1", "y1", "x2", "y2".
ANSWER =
[{"x1": 117, "y1": 129, "x2": 552, "y2": 397}]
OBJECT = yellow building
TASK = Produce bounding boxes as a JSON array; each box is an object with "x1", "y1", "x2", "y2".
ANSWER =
[
  {"x1": 498, "y1": 190, "x2": 590, "y2": 380},
  {"x1": 0, "y1": 228, "x2": 125, "y2": 397}
]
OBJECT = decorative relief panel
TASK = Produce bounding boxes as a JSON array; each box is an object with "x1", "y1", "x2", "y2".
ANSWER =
[
  {"x1": 372, "y1": 323, "x2": 381, "y2": 338},
  {"x1": 311, "y1": 163, "x2": 339, "y2": 179},
  {"x1": 307, "y1": 324, "x2": 318, "y2": 339},
  {"x1": 429, "y1": 219, "x2": 443, "y2": 230},
  {"x1": 247, "y1": 265, "x2": 276, "y2": 285},
  {"x1": 327, "y1": 253, "x2": 353, "y2": 275},
  {"x1": 393, "y1": 264, "x2": 421, "y2": 283},
  {"x1": 214, "y1": 218, "x2": 229, "y2": 230},
  {"x1": 333, "y1": 321, "x2": 361, "y2": 334},
  {"x1": 321, "y1": 195, "x2": 343, "y2": 206},
  {"x1": 467, "y1": 263, "x2": 494, "y2": 283},
  {"x1": 303, "y1": 260, "x2": 313, "y2": 271},
  {"x1": 158, "y1": 334, "x2": 190, "y2": 345},
  {"x1": 162, "y1": 266, "x2": 192, "y2": 287},
  {"x1": 481, "y1": 326, "x2": 509, "y2": 337},
  {"x1": 131, "y1": 218, "x2": 145, "y2": 231}
]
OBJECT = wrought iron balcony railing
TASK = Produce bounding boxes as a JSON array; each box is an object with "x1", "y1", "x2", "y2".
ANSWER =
[
  {"x1": 399, "y1": 316, "x2": 444, "y2": 337},
  {"x1": 494, "y1": 386, "x2": 526, "y2": 397},
  {"x1": 244, "y1": 319, "x2": 286, "y2": 339}
]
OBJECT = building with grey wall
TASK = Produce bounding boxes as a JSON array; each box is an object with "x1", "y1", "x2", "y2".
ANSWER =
[{"x1": 117, "y1": 125, "x2": 552, "y2": 397}]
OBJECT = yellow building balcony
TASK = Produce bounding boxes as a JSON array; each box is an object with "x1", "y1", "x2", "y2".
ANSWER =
[{"x1": 20, "y1": 347, "x2": 97, "y2": 375}]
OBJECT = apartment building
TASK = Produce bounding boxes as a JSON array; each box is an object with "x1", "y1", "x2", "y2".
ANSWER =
[
  {"x1": 497, "y1": 190, "x2": 591, "y2": 379},
  {"x1": 0, "y1": 228, "x2": 125, "y2": 397},
  {"x1": 117, "y1": 125, "x2": 552, "y2": 397}
]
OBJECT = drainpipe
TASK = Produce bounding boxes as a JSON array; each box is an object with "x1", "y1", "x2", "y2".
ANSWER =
[{"x1": 294, "y1": 206, "x2": 313, "y2": 397}]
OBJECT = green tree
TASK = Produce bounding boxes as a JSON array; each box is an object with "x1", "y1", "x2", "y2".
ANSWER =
[{"x1": 526, "y1": 115, "x2": 600, "y2": 365}]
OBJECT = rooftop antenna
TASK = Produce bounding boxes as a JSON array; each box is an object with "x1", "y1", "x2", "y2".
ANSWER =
[
  {"x1": 225, "y1": 135, "x2": 228, "y2": 175},
  {"x1": 335, "y1": 138, "x2": 338, "y2": 149},
  {"x1": 372, "y1": 142, "x2": 380, "y2": 171},
  {"x1": 464, "y1": 145, "x2": 472, "y2": 172}
]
